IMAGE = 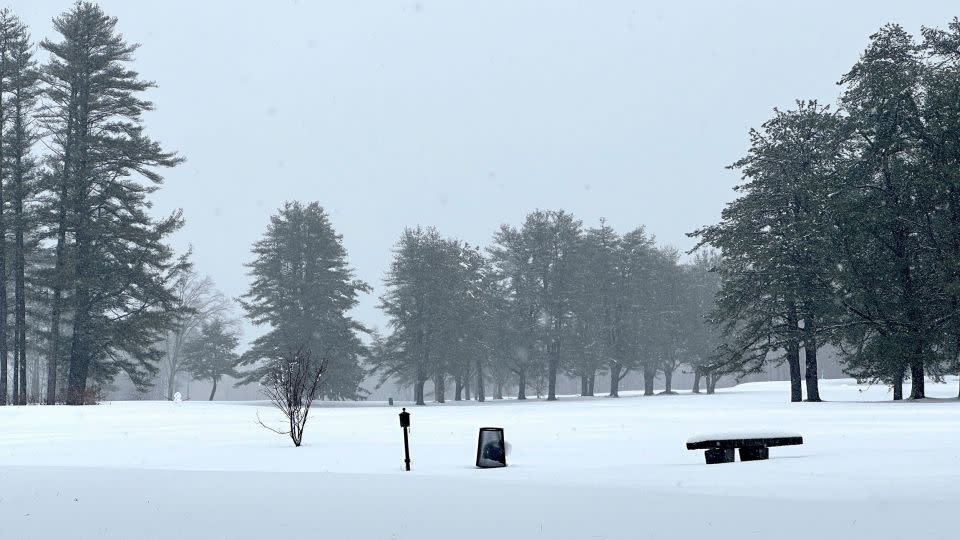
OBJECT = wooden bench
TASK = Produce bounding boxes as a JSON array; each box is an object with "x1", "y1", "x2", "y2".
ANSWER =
[{"x1": 686, "y1": 432, "x2": 803, "y2": 464}]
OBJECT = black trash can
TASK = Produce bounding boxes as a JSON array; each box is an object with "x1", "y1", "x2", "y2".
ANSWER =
[{"x1": 476, "y1": 427, "x2": 507, "y2": 468}]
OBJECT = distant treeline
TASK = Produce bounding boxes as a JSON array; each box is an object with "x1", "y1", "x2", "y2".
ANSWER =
[
  {"x1": 368, "y1": 213, "x2": 719, "y2": 404},
  {"x1": 225, "y1": 201, "x2": 721, "y2": 406}
]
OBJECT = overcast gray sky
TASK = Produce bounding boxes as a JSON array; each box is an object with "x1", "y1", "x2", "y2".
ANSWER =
[{"x1": 9, "y1": 1, "x2": 960, "y2": 338}]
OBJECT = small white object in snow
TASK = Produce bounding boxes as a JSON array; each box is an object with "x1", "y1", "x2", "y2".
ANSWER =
[{"x1": 173, "y1": 392, "x2": 182, "y2": 403}]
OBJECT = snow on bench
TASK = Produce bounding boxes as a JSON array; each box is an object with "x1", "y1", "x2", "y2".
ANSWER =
[
  {"x1": 686, "y1": 431, "x2": 802, "y2": 446},
  {"x1": 686, "y1": 431, "x2": 803, "y2": 464}
]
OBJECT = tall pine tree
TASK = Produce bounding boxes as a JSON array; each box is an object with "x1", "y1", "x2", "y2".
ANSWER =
[
  {"x1": 41, "y1": 3, "x2": 185, "y2": 404},
  {"x1": 239, "y1": 202, "x2": 369, "y2": 400}
]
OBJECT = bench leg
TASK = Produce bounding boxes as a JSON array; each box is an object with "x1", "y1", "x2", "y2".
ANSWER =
[
  {"x1": 704, "y1": 448, "x2": 735, "y2": 464},
  {"x1": 739, "y1": 446, "x2": 769, "y2": 461}
]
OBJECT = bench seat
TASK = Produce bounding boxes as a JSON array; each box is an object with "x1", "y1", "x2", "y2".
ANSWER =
[{"x1": 686, "y1": 432, "x2": 803, "y2": 464}]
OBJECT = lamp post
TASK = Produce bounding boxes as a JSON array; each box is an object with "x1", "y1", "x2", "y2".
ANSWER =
[{"x1": 399, "y1": 408, "x2": 411, "y2": 471}]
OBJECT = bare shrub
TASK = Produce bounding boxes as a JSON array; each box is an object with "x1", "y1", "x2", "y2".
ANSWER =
[{"x1": 257, "y1": 348, "x2": 326, "y2": 447}]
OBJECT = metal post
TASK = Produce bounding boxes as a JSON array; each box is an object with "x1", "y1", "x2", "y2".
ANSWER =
[
  {"x1": 399, "y1": 408, "x2": 412, "y2": 471},
  {"x1": 402, "y1": 426, "x2": 411, "y2": 471}
]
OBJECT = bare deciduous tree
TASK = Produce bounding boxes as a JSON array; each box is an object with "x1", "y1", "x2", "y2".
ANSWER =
[
  {"x1": 257, "y1": 348, "x2": 326, "y2": 447},
  {"x1": 160, "y1": 271, "x2": 232, "y2": 400}
]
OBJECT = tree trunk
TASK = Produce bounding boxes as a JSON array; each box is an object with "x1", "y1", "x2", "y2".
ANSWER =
[
  {"x1": 66, "y1": 298, "x2": 92, "y2": 405},
  {"x1": 609, "y1": 364, "x2": 621, "y2": 397},
  {"x1": 547, "y1": 349, "x2": 559, "y2": 401},
  {"x1": 11, "y1": 343, "x2": 17, "y2": 404},
  {"x1": 692, "y1": 369, "x2": 701, "y2": 394},
  {"x1": 909, "y1": 352, "x2": 925, "y2": 400},
  {"x1": 166, "y1": 351, "x2": 179, "y2": 401},
  {"x1": 47, "y1": 216, "x2": 68, "y2": 405},
  {"x1": 66, "y1": 218, "x2": 94, "y2": 405},
  {"x1": 662, "y1": 368, "x2": 674, "y2": 394},
  {"x1": 803, "y1": 344, "x2": 821, "y2": 402},
  {"x1": 454, "y1": 377, "x2": 463, "y2": 401},
  {"x1": 1, "y1": 165, "x2": 9, "y2": 403},
  {"x1": 30, "y1": 352, "x2": 39, "y2": 402},
  {"x1": 65, "y1": 44, "x2": 98, "y2": 406},
  {"x1": 494, "y1": 381, "x2": 503, "y2": 400},
  {"x1": 414, "y1": 336, "x2": 426, "y2": 405},
  {"x1": 12, "y1": 92, "x2": 30, "y2": 404},
  {"x1": 516, "y1": 368, "x2": 526, "y2": 400},
  {"x1": 786, "y1": 347, "x2": 802, "y2": 403},
  {"x1": 0, "y1": 321, "x2": 4, "y2": 403},
  {"x1": 475, "y1": 355, "x2": 485, "y2": 402},
  {"x1": 47, "y1": 73, "x2": 81, "y2": 406},
  {"x1": 580, "y1": 375, "x2": 589, "y2": 396},
  {"x1": 208, "y1": 379, "x2": 218, "y2": 401},
  {"x1": 17, "y1": 340, "x2": 25, "y2": 403},
  {"x1": 706, "y1": 372, "x2": 717, "y2": 394},
  {"x1": 786, "y1": 303, "x2": 802, "y2": 402},
  {"x1": 0, "y1": 51, "x2": 6, "y2": 407},
  {"x1": 584, "y1": 370, "x2": 595, "y2": 396},
  {"x1": 433, "y1": 373, "x2": 445, "y2": 403},
  {"x1": 803, "y1": 318, "x2": 821, "y2": 402},
  {"x1": 414, "y1": 378, "x2": 426, "y2": 406},
  {"x1": 893, "y1": 369, "x2": 904, "y2": 401},
  {"x1": 643, "y1": 363, "x2": 656, "y2": 396}
]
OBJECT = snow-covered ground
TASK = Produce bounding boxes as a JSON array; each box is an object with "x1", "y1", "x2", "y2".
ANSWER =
[{"x1": 1, "y1": 378, "x2": 958, "y2": 539}]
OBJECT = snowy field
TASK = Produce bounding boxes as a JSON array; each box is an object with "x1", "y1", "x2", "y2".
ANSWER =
[{"x1": 1, "y1": 378, "x2": 958, "y2": 540}]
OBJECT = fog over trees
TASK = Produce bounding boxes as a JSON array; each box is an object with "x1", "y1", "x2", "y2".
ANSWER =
[
  {"x1": 367, "y1": 214, "x2": 718, "y2": 404},
  {"x1": 0, "y1": 3, "x2": 958, "y2": 406}
]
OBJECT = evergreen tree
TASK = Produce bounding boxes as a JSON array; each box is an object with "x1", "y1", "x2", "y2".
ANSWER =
[
  {"x1": 472, "y1": 270, "x2": 511, "y2": 402},
  {"x1": 572, "y1": 222, "x2": 659, "y2": 398},
  {"x1": 182, "y1": 318, "x2": 241, "y2": 400},
  {"x1": 614, "y1": 227, "x2": 658, "y2": 396},
  {"x1": 693, "y1": 21, "x2": 960, "y2": 401},
  {"x1": 829, "y1": 25, "x2": 938, "y2": 399},
  {"x1": 480, "y1": 276, "x2": 516, "y2": 400},
  {"x1": 921, "y1": 19, "x2": 960, "y2": 397},
  {"x1": 680, "y1": 251, "x2": 723, "y2": 393},
  {"x1": 523, "y1": 210, "x2": 581, "y2": 401},
  {"x1": 648, "y1": 246, "x2": 685, "y2": 394},
  {"x1": 40, "y1": 3, "x2": 185, "y2": 404},
  {"x1": 0, "y1": 10, "x2": 28, "y2": 405},
  {"x1": 693, "y1": 101, "x2": 843, "y2": 402},
  {"x1": 238, "y1": 202, "x2": 369, "y2": 400},
  {"x1": 568, "y1": 222, "x2": 615, "y2": 397},
  {"x1": 0, "y1": 10, "x2": 42, "y2": 405},
  {"x1": 4, "y1": 12, "x2": 39, "y2": 404},
  {"x1": 446, "y1": 243, "x2": 485, "y2": 401},
  {"x1": 488, "y1": 223, "x2": 543, "y2": 400},
  {"x1": 374, "y1": 227, "x2": 444, "y2": 405},
  {"x1": 373, "y1": 227, "x2": 485, "y2": 404}
]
